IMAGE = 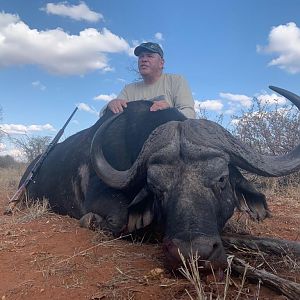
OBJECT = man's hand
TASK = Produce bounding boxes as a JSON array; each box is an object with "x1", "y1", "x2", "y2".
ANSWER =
[
  {"x1": 150, "y1": 100, "x2": 170, "y2": 112},
  {"x1": 108, "y1": 99, "x2": 128, "y2": 114}
]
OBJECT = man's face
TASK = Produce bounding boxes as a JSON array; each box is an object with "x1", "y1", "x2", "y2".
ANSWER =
[{"x1": 138, "y1": 52, "x2": 164, "y2": 77}]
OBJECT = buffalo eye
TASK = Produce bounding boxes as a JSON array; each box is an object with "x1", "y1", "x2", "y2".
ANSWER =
[
  {"x1": 218, "y1": 175, "x2": 228, "y2": 190},
  {"x1": 106, "y1": 216, "x2": 116, "y2": 226}
]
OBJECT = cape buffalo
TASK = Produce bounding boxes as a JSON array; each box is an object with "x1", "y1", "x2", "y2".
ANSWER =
[{"x1": 19, "y1": 86, "x2": 300, "y2": 270}]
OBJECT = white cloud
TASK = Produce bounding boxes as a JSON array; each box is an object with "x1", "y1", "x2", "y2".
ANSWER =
[
  {"x1": 71, "y1": 119, "x2": 79, "y2": 125},
  {"x1": 32, "y1": 80, "x2": 46, "y2": 91},
  {"x1": 220, "y1": 92, "x2": 252, "y2": 108},
  {"x1": 194, "y1": 99, "x2": 223, "y2": 113},
  {"x1": 0, "y1": 11, "x2": 19, "y2": 27},
  {"x1": 0, "y1": 123, "x2": 55, "y2": 135},
  {"x1": 257, "y1": 93, "x2": 286, "y2": 105},
  {"x1": 77, "y1": 102, "x2": 98, "y2": 115},
  {"x1": 0, "y1": 12, "x2": 132, "y2": 75},
  {"x1": 0, "y1": 143, "x2": 6, "y2": 151},
  {"x1": 155, "y1": 32, "x2": 164, "y2": 41},
  {"x1": 257, "y1": 22, "x2": 300, "y2": 74},
  {"x1": 224, "y1": 108, "x2": 236, "y2": 115},
  {"x1": 43, "y1": 2, "x2": 103, "y2": 22},
  {"x1": 94, "y1": 93, "x2": 116, "y2": 102}
]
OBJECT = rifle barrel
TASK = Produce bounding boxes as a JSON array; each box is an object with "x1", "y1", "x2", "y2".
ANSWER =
[{"x1": 4, "y1": 107, "x2": 78, "y2": 214}]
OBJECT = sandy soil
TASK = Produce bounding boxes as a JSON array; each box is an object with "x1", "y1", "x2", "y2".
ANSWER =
[{"x1": 0, "y1": 185, "x2": 299, "y2": 299}]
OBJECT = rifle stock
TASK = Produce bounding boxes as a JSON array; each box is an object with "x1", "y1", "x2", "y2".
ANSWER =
[{"x1": 4, "y1": 107, "x2": 78, "y2": 215}]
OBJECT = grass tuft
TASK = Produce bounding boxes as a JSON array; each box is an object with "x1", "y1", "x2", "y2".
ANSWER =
[
  {"x1": 17, "y1": 197, "x2": 51, "y2": 222},
  {"x1": 178, "y1": 250, "x2": 211, "y2": 300},
  {"x1": 178, "y1": 252, "x2": 249, "y2": 300}
]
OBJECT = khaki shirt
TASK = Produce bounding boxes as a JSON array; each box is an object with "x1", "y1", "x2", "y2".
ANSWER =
[{"x1": 117, "y1": 73, "x2": 196, "y2": 118}]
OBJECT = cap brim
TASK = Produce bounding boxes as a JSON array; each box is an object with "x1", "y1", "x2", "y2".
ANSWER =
[
  {"x1": 134, "y1": 45, "x2": 153, "y2": 56},
  {"x1": 134, "y1": 45, "x2": 163, "y2": 57}
]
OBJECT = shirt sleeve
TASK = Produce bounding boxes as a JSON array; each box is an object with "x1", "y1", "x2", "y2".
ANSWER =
[
  {"x1": 173, "y1": 76, "x2": 196, "y2": 119},
  {"x1": 117, "y1": 86, "x2": 129, "y2": 100}
]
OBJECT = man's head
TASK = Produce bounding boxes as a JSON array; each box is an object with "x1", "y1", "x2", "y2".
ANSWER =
[
  {"x1": 134, "y1": 42, "x2": 164, "y2": 83},
  {"x1": 134, "y1": 42, "x2": 164, "y2": 58}
]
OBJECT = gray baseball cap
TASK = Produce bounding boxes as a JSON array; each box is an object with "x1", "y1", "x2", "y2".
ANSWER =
[{"x1": 134, "y1": 42, "x2": 164, "y2": 58}]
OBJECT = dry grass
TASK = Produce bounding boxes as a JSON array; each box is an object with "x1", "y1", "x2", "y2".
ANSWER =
[
  {"x1": 1, "y1": 166, "x2": 299, "y2": 299},
  {"x1": 178, "y1": 252, "x2": 250, "y2": 300},
  {"x1": 249, "y1": 174, "x2": 300, "y2": 202},
  {"x1": 178, "y1": 251, "x2": 208, "y2": 299},
  {"x1": 14, "y1": 197, "x2": 51, "y2": 222},
  {"x1": 0, "y1": 166, "x2": 25, "y2": 200},
  {"x1": 0, "y1": 166, "x2": 53, "y2": 224},
  {"x1": 236, "y1": 245, "x2": 300, "y2": 276},
  {"x1": 177, "y1": 245, "x2": 300, "y2": 300}
]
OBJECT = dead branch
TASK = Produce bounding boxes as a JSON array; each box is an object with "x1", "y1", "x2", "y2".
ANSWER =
[
  {"x1": 232, "y1": 257, "x2": 300, "y2": 299},
  {"x1": 222, "y1": 234, "x2": 300, "y2": 258}
]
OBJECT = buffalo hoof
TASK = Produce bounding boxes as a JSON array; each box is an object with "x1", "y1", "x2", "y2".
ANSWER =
[{"x1": 79, "y1": 212, "x2": 103, "y2": 230}]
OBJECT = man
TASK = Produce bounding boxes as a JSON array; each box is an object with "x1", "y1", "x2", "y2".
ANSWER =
[{"x1": 105, "y1": 42, "x2": 196, "y2": 118}]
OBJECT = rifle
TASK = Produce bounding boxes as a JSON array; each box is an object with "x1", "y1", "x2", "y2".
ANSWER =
[{"x1": 4, "y1": 107, "x2": 78, "y2": 215}]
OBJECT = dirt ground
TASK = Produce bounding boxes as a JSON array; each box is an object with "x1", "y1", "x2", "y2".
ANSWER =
[{"x1": 0, "y1": 176, "x2": 299, "y2": 299}]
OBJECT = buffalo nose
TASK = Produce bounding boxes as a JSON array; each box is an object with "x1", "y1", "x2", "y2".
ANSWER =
[
  {"x1": 190, "y1": 238, "x2": 222, "y2": 261},
  {"x1": 163, "y1": 236, "x2": 226, "y2": 270}
]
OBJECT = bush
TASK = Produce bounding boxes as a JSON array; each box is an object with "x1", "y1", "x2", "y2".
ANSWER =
[
  {"x1": 231, "y1": 97, "x2": 300, "y2": 155},
  {"x1": 0, "y1": 155, "x2": 19, "y2": 169},
  {"x1": 231, "y1": 97, "x2": 300, "y2": 191},
  {"x1": 12, "y1": 135, "x2": 51, "y2": 163}
]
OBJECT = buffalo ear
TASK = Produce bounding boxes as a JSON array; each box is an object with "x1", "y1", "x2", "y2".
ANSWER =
[
  {"x1": 230, "y1": 166, "x2": 271, "y2": 221},
  {"x1": 127, "y1": 186, "x2": 154, "y2": 232}
]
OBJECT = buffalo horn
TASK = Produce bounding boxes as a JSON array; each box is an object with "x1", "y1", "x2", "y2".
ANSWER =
[
  {"x1": 90, "y1": 113, "x2": 145, "y2": 189},
  {"x1": 190, "y1": 86, "x2": 300, "y2": 177},
  {"x1": 90, "y1": 114, "x2": 177, "y2": 189}
]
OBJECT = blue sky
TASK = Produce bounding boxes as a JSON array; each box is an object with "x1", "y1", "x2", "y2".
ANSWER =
[{"x1": 0, "y1": 0, "x2": 300, "y2": 158}]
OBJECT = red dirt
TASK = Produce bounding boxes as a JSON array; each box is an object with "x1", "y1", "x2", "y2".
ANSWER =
[{"x1": 0, "y1": 190, "x2": 299, "y2": 299}]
